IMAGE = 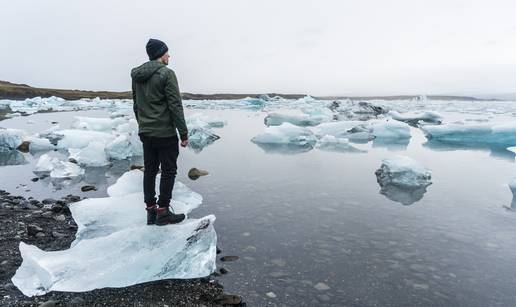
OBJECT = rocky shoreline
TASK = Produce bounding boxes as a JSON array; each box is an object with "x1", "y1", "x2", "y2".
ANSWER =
[{"x1": 0, "y1": 190, "x2": 244, "y2": 307}]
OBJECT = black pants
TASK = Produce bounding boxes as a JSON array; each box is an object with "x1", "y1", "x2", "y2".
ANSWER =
[{"x1": 140, "y1": 134, "x2": 179, "y2": 208}]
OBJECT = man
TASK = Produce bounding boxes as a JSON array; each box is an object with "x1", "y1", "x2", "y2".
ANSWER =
[{"x1": 131, "y1": 38, "x2": 188, "y2": 226}]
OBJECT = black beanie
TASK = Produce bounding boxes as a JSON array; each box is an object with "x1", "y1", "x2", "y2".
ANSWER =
[{"x1": 146, "y1": 38, "x2": 169, "y2": 60}]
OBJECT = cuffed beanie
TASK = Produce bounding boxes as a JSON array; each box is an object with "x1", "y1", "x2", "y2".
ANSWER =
[{"x1": 146, "y1": 39, "x2": 169, "y2": 60}]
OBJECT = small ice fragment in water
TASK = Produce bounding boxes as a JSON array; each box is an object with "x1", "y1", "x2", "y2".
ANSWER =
[
  {"x1": 68, "y1": 141, "x2": 110, "y2": 167},
  {"x1": 50, "y1": 161, "x2": 85, "y2": 179},
  {"x1": 252, "y1": 123, "x2": 316, "y2": 146},
  {"x1": 388, "y1": 110, "x2": 443, "y2": 126},
  {"x1": 0, "y1": 128, "x2": 25, "y2": 151},
  {"x1": 375, "y1": 156, "x2": 432, "y2": 205},
  {"x1": 375, "y1": 156, "x2": 431, "y2": 188},
  {"x1": 264, "y1": 112, "x2": 324, "y2": 127}
]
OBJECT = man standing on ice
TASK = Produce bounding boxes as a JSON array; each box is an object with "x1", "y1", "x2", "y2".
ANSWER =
[{"x1": 131, "y1": 38, "x2": 188, "y2": 225}]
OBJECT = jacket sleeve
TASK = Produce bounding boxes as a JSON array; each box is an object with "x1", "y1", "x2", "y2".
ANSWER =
[
  {"x1": 165, "y1": 70, "x2": 188, "y2": 141},
  {"x1": 132, "y1": 80, "x2": 138, "y2": 121}
]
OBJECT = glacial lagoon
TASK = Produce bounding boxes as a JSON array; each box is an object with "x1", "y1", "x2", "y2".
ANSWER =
[{"x1": 1, "y1": 96, "x2": 516, "y2": 306}]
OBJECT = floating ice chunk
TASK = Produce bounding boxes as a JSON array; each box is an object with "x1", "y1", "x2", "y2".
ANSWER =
[
  {"x1": 69, "y1": 141, "x2": 110, "y2": 167},
  {"x1": 187, "y1": 113, "x2": 226, "y2": 129},
  {"x1": 330, "y1": 100, "x2": 388, "y2": 121},
  {"x1": 313, "y1": 121, "x2": 372, "y2": 141},
  {"x1": 12, "y1": 170, "x2": 215, "y2": 296},
  {"x1": 115, "y1": 119, "x2": 138, "y2": 134},
  {"x1": 375, "y1": 156, "x2": 432, "y2": 188},
  {"x1": 316, "y1": 135, "x2": 366, "y2": 153},
  {"x1": 264, "y1": 112, "x2": 323, "y2": 127},
  {"x1": 241, "y1": 96, "x2": 267, "y2": 107},
  {"x1": 71, "y1": 116, "x2": 127, "y2": 132},
  {"x1": 388, "y1": 110, "x2": 442, "y2": 126},
  {"x1": 105, "y1": 135, "x2": 132, "y2": 160},
  {"x1": 370, "y1": 119, "x2": 411, "y2": 139},
  {"x1": 50, "y1": 161, "x2": 84, "y2": 179},
  {"x1": 54, "y1": 129, "x2": 115, "y2": 149},
  {"x1": 0, "y1": 150, "x2": 27, "y2": 166},
  {"x1": 0, "y1": 128, "x2": 25, "y2": 150},
  {"x1": 188, "y1": 127, "x2": 220, "y2": 152},
  {"x1": 252, "y1": 123, "x2": 317, "y2": 146},
  {"x1": 421, "y1": 122, "x2": 516, "y2": 146},
  {"x1": 24, "y1": 137, "x2": 55, "y2": 151},
  {"x1": 375, "y1": 156, "x2": 431, "y2": 205},
  {"x1": 33, "y1": 154, "x2": 59, "y2": 175}
]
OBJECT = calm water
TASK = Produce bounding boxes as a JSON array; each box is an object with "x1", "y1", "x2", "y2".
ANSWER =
[{"x1": 2, "y1": 108, "x2": 516, "y2": 306}]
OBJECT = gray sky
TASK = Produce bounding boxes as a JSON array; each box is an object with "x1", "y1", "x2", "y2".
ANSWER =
[{"x1": 1, "y1": 0, "x2": 516, "y2": 96}]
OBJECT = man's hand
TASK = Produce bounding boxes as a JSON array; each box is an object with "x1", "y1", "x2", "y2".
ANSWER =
[{"x1": 180, "y1": 139, "x2": 189, "y2": 147}]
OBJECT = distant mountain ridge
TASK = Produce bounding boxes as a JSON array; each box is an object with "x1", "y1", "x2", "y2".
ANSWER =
[{"x1": 0, "y1": 80, "x2": 492, "y2": 101}]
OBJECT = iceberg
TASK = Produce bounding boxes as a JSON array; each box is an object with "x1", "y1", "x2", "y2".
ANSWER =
[
  {"x1": 369, "y1": 119, "x2": 411, "y2": 139},
  {"x1": 252, "y1": 123, "x2": 317, "y2": 146},
  {"x1": 71, "y1": 116, "x2": 128, "y2": 132},
  {"x1": 313, "y1": 121, "x2": 372, "y2": 141},
  {"x1": 388, "y1": 110, "x2": 442, "y2": 126},
  {"x1": 68, "y1": 141, "x2": 110, "y2": 167},
  {"x1": 12, "y1": 170, "x2": 216, "y2": 296},
  {"x1": 105, "y1": 135, "x2": 133, "y2": 160},
  {"x1": 54, "y1": 129, "x2": 115, "y2": 149},
  {"x1": 188, "y1": 127, "x2": 221, "y2": 152},
  {"x1": 330, "y1": 100, "x2": 388, "y2": 121},
  {"x1": 50, "y1": 161, "x2": 85, "y2": 179},
  {"x1": 24, "y1": 136, "x2": 55, "y2": 151},
  {"x1": 316, "y1": 135, "x2": 366, "y2": 153},
  {"x1": 264, "y1": 112, "x2": 324, "y2": 127},
  {"x1": 375, "y1": 155, "x2": 432, "y2": 188},
  {"x1": 33, "y1": 154, "x2": 59, "y2": 175},
  {"x1": 421, "y1": 122, "x2": 516, "y2": 147},
  {"x1": 186, "y1": 113, "x2": 226, "y2": 129},
  {"x1": 375, "y1": 156, "x2": 432, "y2": 205},
  {"x1": 0, "y1": 128, "x2": 25, "y2": 151}
]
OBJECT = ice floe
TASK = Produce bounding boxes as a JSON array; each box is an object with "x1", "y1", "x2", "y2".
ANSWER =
[
  {"x1": 421, "y1": 122, "x2": 516, "y2": 147},
  {"x1": 0, "y1": 128, "x2": 25, "y2": 151},
  {"x1": 12, "y1": 170, "x2": 216, "y2": 296},
  {"x1": 264, "y1": 112, "x2": 325, "y2": 127},
  {"x1": 388, "y1": 110, "x2": 443, "y2": 126},
  {"x1": 316, "y1": 135, "x2": 366, "y2": 153},
  {"x1": 252, "y1": 123, "x2": 317, "y2": 146},
  {"x1": 68, "y1": 141, "x2": 110, "y2": 167},
  {"x1": 375, "y1": 156, "x2": 432, "y2": 205}
]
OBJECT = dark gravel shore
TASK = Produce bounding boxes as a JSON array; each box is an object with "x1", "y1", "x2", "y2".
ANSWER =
[{"x1": 0, "y1": 190, "x2": 244, "y2": 307}]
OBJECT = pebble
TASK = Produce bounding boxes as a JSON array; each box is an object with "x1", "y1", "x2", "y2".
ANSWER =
[
  {"x1": 42, "y1": 198, "x2": 56, "y2": 205},
  {"x1": 27, "y1": 224, "x2": 43, "y2": 236},
  {"x1": 220, "y1": 256, "x2": 239, "y2": 262},
  {"x1": 314, "y1": 282, "x2": 330, "y2": 291},
  {"x1": 81, "y1": 185, "x2": 97, "y2": 192},
  {"x1": 266, "y1": 292, "x2": 277, "y2": 298},
  {"x1": 55, "y1": 214, "x2": 66, "y2": 222}
]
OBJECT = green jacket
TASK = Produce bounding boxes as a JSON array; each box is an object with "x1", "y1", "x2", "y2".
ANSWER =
[{"x1": 131, "y1": 61, "x2": 188, "y2": 140}]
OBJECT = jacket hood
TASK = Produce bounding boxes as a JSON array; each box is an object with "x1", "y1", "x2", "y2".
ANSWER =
[{"x1": 131, "y1": 61, "x2": 166, "y2": 83}]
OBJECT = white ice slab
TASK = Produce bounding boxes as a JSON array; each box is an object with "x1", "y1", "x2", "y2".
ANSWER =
[
  {"x1": 252, "y1": 123, "x2": 317, "y2": 145},
  {"x1": 12, "y1": 170, "x2": 215, "y2": 297}
]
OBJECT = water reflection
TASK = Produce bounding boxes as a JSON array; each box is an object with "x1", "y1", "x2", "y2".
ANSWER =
[
  {"x1": 378, "y1": 184, "x2": 429, "y2": 206},
  {"x1": 253, "y1": 142, "x2": 314, "y2": 155},
  {"x1": 423, "y1": 140, "x2": 515, "y2": 161}
]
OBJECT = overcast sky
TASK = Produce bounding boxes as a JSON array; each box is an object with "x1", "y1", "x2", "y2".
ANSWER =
[{"x1": 1, "y1": 0, "x2": 516, "y2": 96}]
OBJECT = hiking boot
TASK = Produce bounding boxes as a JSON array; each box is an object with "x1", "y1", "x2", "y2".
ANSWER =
[
  {"x1": 146, "y1": 205, "x2": 157, "y2": 225},
  {"x1": 156, "y1": 207, "x2": 185, "y2": 225}
]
